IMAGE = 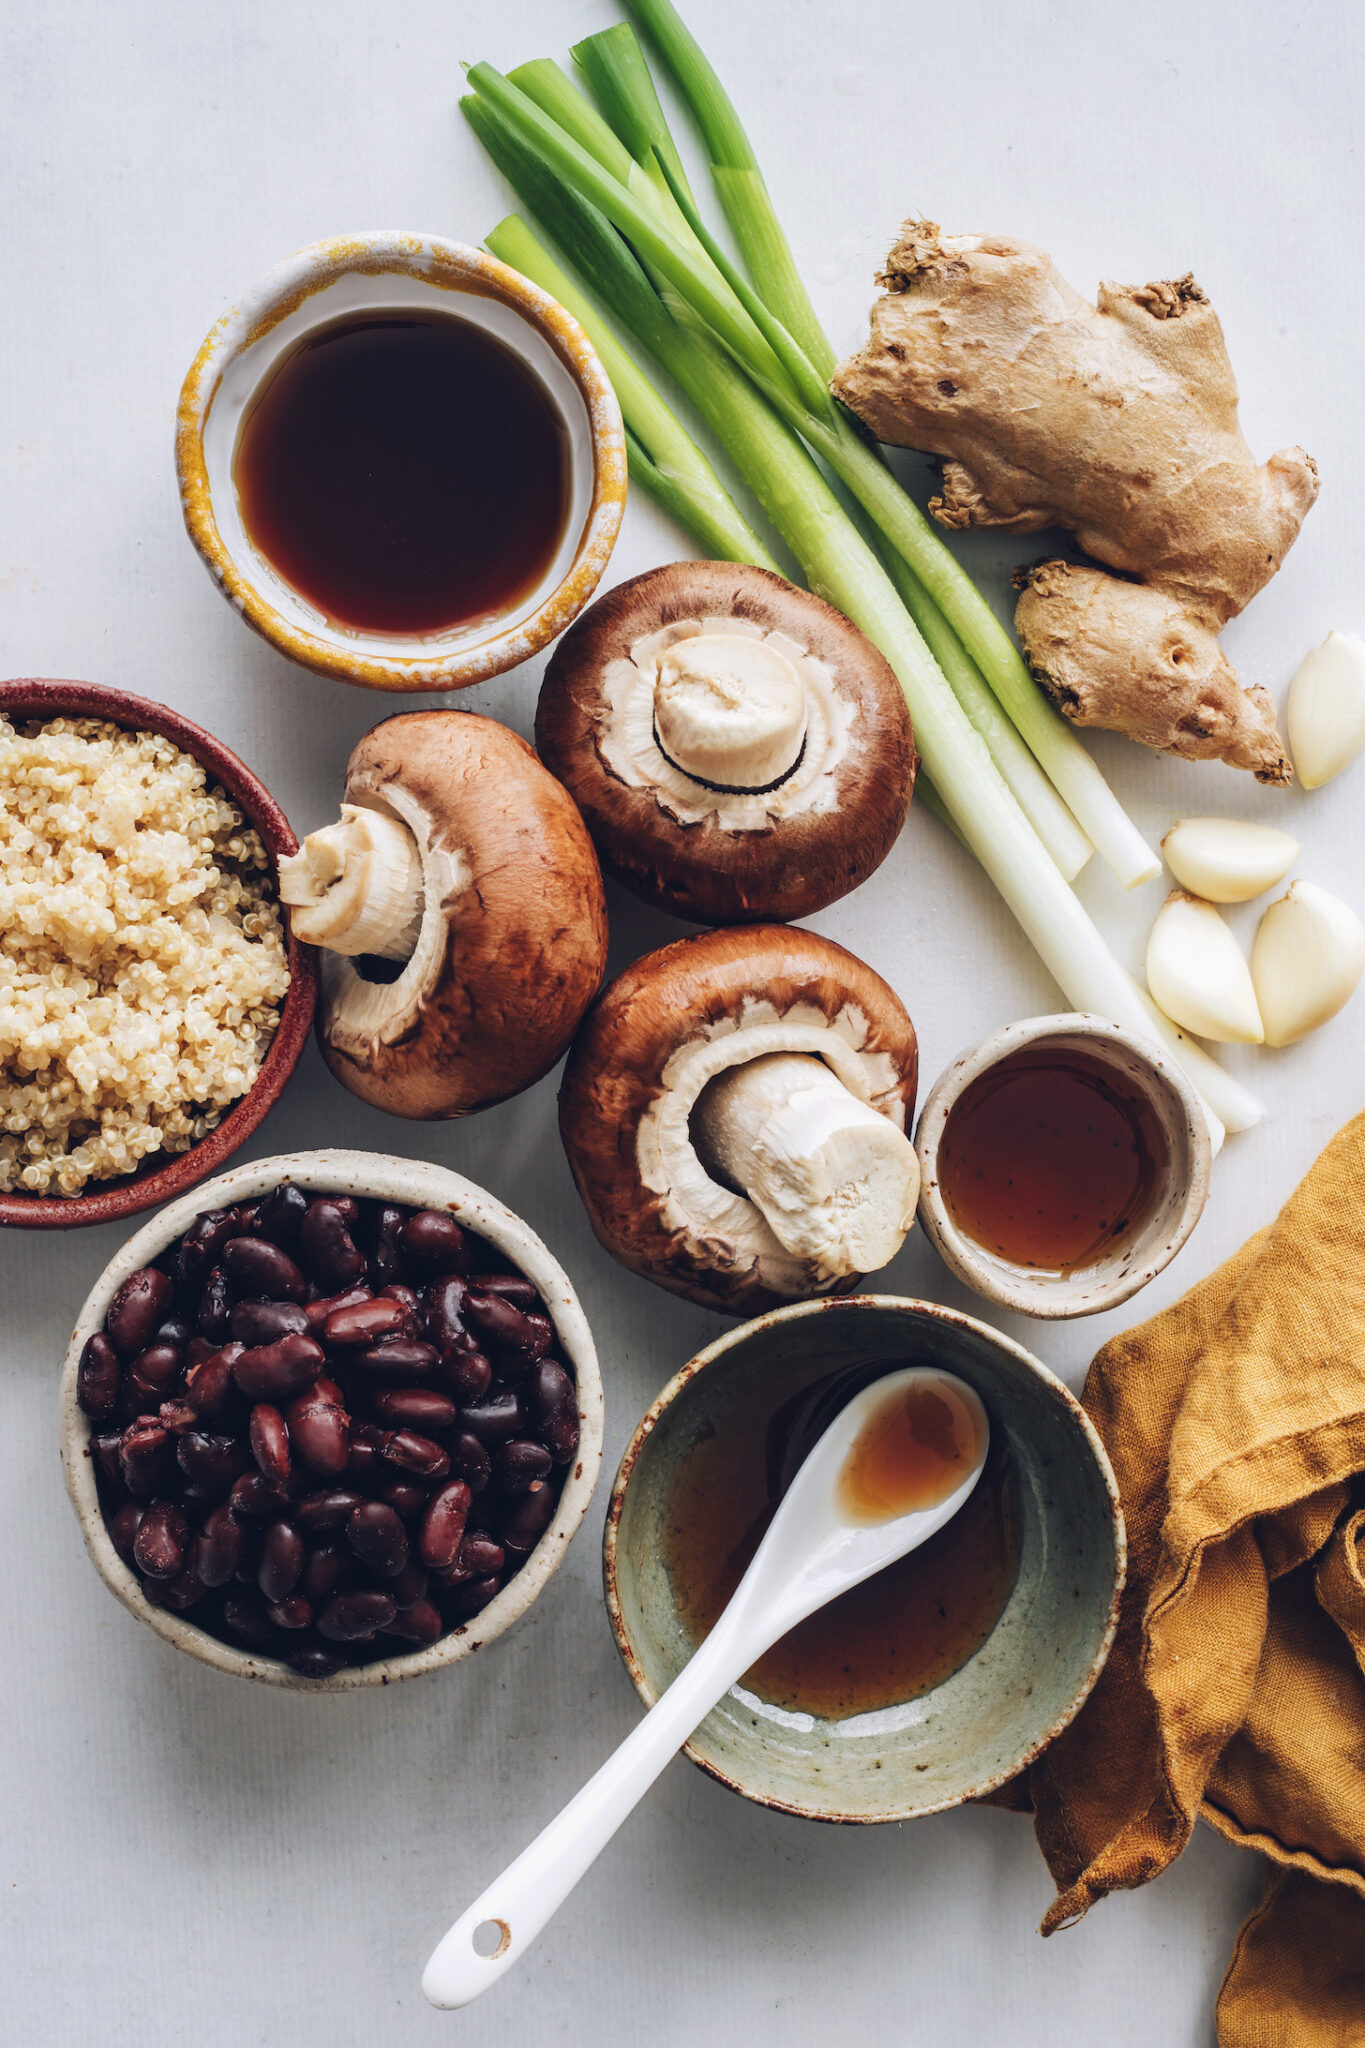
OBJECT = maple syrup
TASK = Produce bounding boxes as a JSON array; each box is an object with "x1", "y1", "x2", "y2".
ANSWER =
[
  {"x1": 937, "y1": 1047, "x2": 1164, "y2": 1273},
  {"x1": 233, "y1": 311, "x2": 570, "y2": 636},
  {"x1": 661, "y1": 1361, "x2": 1019, "y2": 1720},
  {"x1": 838, "y1": 1375, "x2": 984, "y2": 1524}
]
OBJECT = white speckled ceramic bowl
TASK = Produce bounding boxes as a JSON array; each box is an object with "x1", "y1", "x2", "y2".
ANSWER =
[
  {"x1": 605, "y1": 1295, "x2": 1124, "y2": 1823},
  {"x1": 60, "y1": 1150, "x2": 603, "y2": 1691},
  {"x1": 915, "y1": 1014, "x2": 1212, "y2": 1320},
  {"x1": 176, "y1": 232, "x2": 627, "y2": 692}
]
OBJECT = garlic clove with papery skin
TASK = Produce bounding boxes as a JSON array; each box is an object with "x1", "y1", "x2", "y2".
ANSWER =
[
  {"x1": 1145, "y1": 892, "x2": 1264, "y2": 1045},
  {"x1": 1251, "y1": 882, "x2": 1365, "y2": 1047},
  {"x1": 1286, "y1": 631, "x2": 1365, "y2": 789},
  {"x1": 1161, "y1": 818, "x2": 1299, "y2": 904}
]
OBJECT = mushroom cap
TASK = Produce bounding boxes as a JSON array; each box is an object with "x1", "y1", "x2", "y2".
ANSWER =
[
  {"x1": 317, "y1": 711, "x2": 608, "y2": 1119},
  {"x1": 536, "y1": 562, "x2": 917, "y2": 925},
  {"x1": 558, "y1": 923, "x2": 918, "y2": 1315}
]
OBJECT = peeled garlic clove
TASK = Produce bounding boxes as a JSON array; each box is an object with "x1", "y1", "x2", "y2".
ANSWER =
[
  {"x1": 1251, "y1": 881, "x2": 1365, "y2": 1047},
  {"x1": 1146, "y1": 891, "x2": 1264, "y2": 1045},
  {"x1": 1286, "y1": 631, "x2": 1365, "y2": 789},
  {"x1": 1161, "y1": 817, "x2": 1299, "y2": 904}
]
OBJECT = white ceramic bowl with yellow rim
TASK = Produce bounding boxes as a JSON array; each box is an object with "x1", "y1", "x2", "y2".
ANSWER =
[
  {"x1": 175, "y1": 232, "x2": 627, "y2": 692},
  {"x1": 59, "y1": 1149, "x2": 604, "y2": 1691}
]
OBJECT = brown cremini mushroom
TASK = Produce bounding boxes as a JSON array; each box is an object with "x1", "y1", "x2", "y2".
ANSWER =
[
  {"x1": 558, "y1": 925, "x2": 919, "y2": 1315},
  {"x1": 278, "y1": 711, "x2": 608, "y2": 1119},
  {"x1": 536, "y1": 562, "x2": 917, "y2": 925}
]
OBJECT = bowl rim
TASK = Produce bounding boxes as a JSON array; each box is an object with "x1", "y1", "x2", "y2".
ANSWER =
[
  {"x1": 914, "y1": 1011, "x2": 1212, "y2": 1320},
  {"x1": 60, "y1": 1148, "x2": 605, "y2": 1691},
  {"x1": 175, "y1": 230, "x2": 627, "y2": 693},
  {"x1": 0, "y1": 678, "x2": 317, "y2": 1230},
  {"x1": 603, "y1": 1291, "x2": 1125, "y2": 1823}
]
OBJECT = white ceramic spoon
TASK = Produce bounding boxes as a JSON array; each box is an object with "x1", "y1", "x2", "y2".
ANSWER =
[{"x1": 422, "y1": 1364, "x2": 989, "y2": 2011}]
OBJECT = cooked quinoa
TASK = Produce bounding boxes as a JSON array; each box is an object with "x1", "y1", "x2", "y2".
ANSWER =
[{"x1": 0, "y1": 717, "x2": 291, "y2": 1196}]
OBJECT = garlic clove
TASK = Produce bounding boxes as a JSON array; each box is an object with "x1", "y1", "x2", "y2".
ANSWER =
[
  {"x1": 1161, "y1": 817, "x2": 1299, "y2": 904},
  {"x1": 1145, "y1": 891, "x2": 1264, "y2": 1045},
  {"x1": 1250, "y1": 881, "x2": 1365, "y2": 1047},
  {"x1": 1286, "y1": 631, "x2": 1365, "y2": 789}
]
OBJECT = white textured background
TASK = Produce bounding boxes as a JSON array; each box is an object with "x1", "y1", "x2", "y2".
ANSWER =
[{"x1": 3, "y1": 2, "x2": 1362, "y2": 2041}]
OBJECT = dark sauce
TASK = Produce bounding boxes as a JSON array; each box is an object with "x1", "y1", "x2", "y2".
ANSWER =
[
  {"x1": 937, "y1": 1048, "x2": 1166, "y2": 1273},
  {"x1": 233, "y1": 311, "x2": 570, "y2": 636},
  {"x1": 661, "y1": 1361, "x2": 1020, "y2": 1720}
]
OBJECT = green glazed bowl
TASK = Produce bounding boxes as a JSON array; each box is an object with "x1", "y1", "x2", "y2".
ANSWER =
[{"x1": 604, "y1": 1295, "x2": 1124, "y2": 1823}]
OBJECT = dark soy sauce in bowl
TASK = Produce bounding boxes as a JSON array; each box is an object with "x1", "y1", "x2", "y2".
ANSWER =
[
  {"x1": 661, "y1": 1361, "x2": 1019, "y2": 1720},
  {"x1": 233, "y1": 312, "x2": 570, "y2": 636}
]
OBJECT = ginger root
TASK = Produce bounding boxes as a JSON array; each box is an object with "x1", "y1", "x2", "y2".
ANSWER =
[{"x1": 832, "y1": 223, "x2": 1319, "y2": 782}]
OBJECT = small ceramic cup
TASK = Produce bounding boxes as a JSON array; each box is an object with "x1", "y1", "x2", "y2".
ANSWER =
[
  {"x1": 176, "y1": 232, "x2": 627, "y2": 692},
  {"x1": 605, "y1": 1294, "x2": 1124, "y2": 1823},
  {"x1": 915, "y1": 1013, "x2": 1211, "y2": 1320},
  {"x1": 0, "y1": 678, "x2": 316, "y2": 1231},
  {"x1": 60, "y1": 1149, "x2": 604, "y2": 1691}
]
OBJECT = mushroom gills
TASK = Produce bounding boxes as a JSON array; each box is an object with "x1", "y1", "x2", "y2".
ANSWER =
[
  {"x1": 691, "y1": 1052, "x2": 920, "y2": 1282},
  {"x1": 277, "y1": 802, "x2": 424, "y2": 962},
  {"x1": 652, "y1": 634, "x2": 808, "y2": 795}
]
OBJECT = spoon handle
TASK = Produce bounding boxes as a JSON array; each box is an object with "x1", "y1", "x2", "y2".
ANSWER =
[{"x1": 422, "y1": 1605, "x2": 758, "y2": 2009}]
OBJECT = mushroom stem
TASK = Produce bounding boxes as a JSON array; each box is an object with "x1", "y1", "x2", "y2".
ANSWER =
[
  {"x1": 692, "y1": 1052, "x2": 920, "y2": 1280},
  {"x1": 652, "y1": 633, "x2": 807, "y2": 793},
  {"x1": 277, "y1": 803, "x2": 424, "y2": 962}
]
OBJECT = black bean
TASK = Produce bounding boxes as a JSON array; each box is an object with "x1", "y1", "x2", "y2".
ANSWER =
[
  {"x1": 367, "y1": 1205, "x2": 406, "y2": 1289},
  {"x1": 131, "y1": 1342, "x2": 183, "y2": 1392},
  {"x1": 119, "y1": 1419, "x2": 173, "y2": 1497},
  {"x1": 419, "y1": 1481, "x2": 472, "y2": 1569},
  {"x1": 381, "y1": 1479, "x2": 430, "y2": 1520},
  {"x1": 152, "y1": 1565, "x2": 209, "y2": 1612},
  {"x1": 286, "y1": 1641, "x2": 349, "y2": 1679},
  {"x1": 266, "y1": 1595, "x2": 313, "y2": 1631},
  {"x1": 258, "y1": 1521, "x2": 305, "y2": 1604},
  {"x1": 232, "y1": 1333, "x2": 324, "y2": 1404},
  {"x1": 107, "y1": 1267, "x2": 174, "y2": 1360},
  {"x1": 389, "y1": 1558, "x2": 430, "y2": 1610},
  {"x1": 352, "y1": 1340, "x2": 438, "y2": 1381},
  {"x1": 176, "y1": 1432, "x2": 250, "y2": 1497},
  {"x1": 302, "y1": 1542, "x2": 356, "y2": 1604},
  {"x1": 399, "y1": 1210, "x2": 467, "y2": 1273},
  {"x1": 382, "y1": 1429, "x2": 450, "y2": 1481},
  {"x1": 90, "y1": 1431, "x2": 125, "y2": 1498},
  {"x1": 500, "y1": 1480, "x2": 559, "y2": 1556},
  {"x1": 384, "y1": 1600, "x2": 442, "y2": 1645},
  {"x1": 175, "y1": 1208, "x2": 234, "y2": 1301},
  {"x1": 249, "y1": 1405, "x2": 291, "y2": 1488},
  {"x1": 317, "y1": 1589, "x2": 398, "y2": 1642},
  {"x1": 322, "y1": 1298, "x2": 411, "y2": 1349},
  {"x1": 458, "y1": 1533, "x2": 505, "y2": 1579},
  {"x1": 435, "y1": 1348, "x2": 491, "y2": 1405},
  {"x1": 465, "y1": 1273, "x2": 539, "y2": 1309},
  {"x1": 157, "y1": 1399, "x2": 199, "y2": 1436},
  {"x1": 443, "y1": 1574, "x2": 502, "y2": 1621},
  {"x1": 255, "y1": 1179, "x2": 308, "y2": 1250},
  {"x1": 303, "y1": 1283, "x2": 373, "y2": 1330},
  {"x1": 109, "y1": 1500, "x2": 144, "y2": 1566},
  {"x1": 449, "y1": 1433, "x2": 492, "y2": 1493},
  {"x1": 230, "y1": 1298, "x2": 309, "y2": 1346},
  {"x1": 296, "y1": 1488, "x2": 366, "y2": 1537},
  {"x1": 222, "y1": 1591, "x2": 274, "y2": 1649},
  {"x1": 193, "y1": 1502, "x2": 245, "y2": 1587},
  {"x1": 223, "y1": 1236, "x2": 308, "y2": 1302},
  {"x1": 299, "y1": 1200, "x2": 364, "y2": 1292},
  {"x1": 196, "y1": 1269, "x2": 233, "y2": 1342},
  {"x1": 154, "y1": 1318, "x2": 194, "y2": 1349},
  {"x1": 77, "y1": 1333, "x2": 121, "y2": 1421},
  {"x1": 285, "y1": 1391, "x2": 351, "y2": 1478},
  {"x1": 382, "y1": 1283, "x2": 422, "y2": 1316},
  {"x1": 528, "y1": 1359, "x2": 580, "y2": 1464},
  {"x1": 347, "y1": 1501, "x2": 408, "y2": 1578},
  {"x1": 229, "y1": 1472, "x2": 291, "y2": 1520},
  {"x1": 343, "y1": 1424, "x2": 388, "y2": 1491},
  {"x1": 185, "y1": 1345, "x2": 242, "y2": 1422},
  {"x1": 423, "y1": 1275, "x2": 468, "y2": 1353},
  {"x1": 494, "y1": 1441, "x2": 553, "y2": 1495},
  {"x1": 369, "y1": 1387, "x2": 457, "y2": 1433},
  {"x1": 462, "y1": 1289, "x2": 538, "y2": 1353},
  {"x1": 457, "y1": 1392, "x2": 524, "y2": 1446},
  {"x1": 133, "y1": 1500, "x2": 187, "y2": 1580}
]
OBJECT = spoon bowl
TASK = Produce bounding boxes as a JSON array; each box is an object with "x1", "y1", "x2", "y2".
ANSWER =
[{"x1": 422, "y1": 1366, "x2": 987, "y2": 2010}]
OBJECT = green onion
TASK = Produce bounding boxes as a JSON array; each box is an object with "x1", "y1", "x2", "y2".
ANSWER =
[{"x1": 462, "y1": 58, "x2": 1260, "y2": 1138}]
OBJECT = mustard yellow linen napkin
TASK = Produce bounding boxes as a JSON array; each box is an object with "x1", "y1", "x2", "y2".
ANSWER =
[{"x1": 1026, "y1": 1112, "x2": 1365, "y2": 2044}]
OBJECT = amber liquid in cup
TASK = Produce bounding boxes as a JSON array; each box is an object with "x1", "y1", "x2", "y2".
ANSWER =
[
  {"x1": 662, "y1": 1361, "x2": 1019, "y2": 1719},
  {"x1": 937, "y1": 1048, "x2": 1165, "y2": 1273},
  {"x1": 234, "y1": 311, "x2": 570, "y2": 636}
]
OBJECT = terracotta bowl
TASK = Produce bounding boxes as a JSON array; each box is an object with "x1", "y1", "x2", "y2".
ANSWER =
[
  {"x1": 176, "y1": 231, "x2": 627, "y2": 692},
  {"x1": 59, "y1": 1150, "x2": 604, "y2": 1691},
  {"x1": 605, "y1": 1295, "x2": 1123, "y2": 1823},
  {"x1": 914, "y1": 1013, "x2": 1211, "y2": 1320},
  {"x1": 0, "y1": 679, "x2": 316, "y2": 1230}
]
